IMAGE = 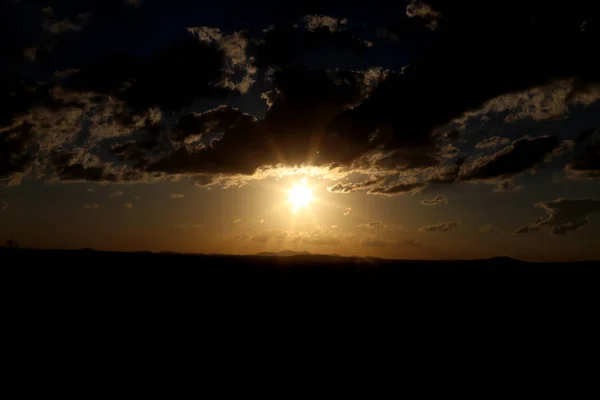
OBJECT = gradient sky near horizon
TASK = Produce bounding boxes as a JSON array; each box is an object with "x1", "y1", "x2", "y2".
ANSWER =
[{"x1": 1, "y1": 0, "x2": 599, "y2": 260}]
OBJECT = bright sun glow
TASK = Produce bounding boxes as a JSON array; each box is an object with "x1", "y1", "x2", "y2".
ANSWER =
[{"x1": 287, "y1": 179, "x2": 314, "y2": 213}]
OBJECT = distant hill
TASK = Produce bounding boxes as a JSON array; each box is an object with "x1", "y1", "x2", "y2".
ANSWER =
[{"x1": 256, "y1": 250, "x2": 313, "y2": 257}]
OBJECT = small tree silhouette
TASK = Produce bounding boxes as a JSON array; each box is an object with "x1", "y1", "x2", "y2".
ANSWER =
[{"x1": 7, "y1": 239, "x2": 18, "y2": 249}]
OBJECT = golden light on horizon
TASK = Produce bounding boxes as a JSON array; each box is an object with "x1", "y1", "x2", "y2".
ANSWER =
[{"x1": 287, "y1": 179, "x2": 314, "y2": 213}]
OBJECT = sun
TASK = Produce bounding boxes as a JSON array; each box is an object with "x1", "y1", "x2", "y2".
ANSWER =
[{"x1": 287, "y1": 179, "x2": 314, "y2": 213}]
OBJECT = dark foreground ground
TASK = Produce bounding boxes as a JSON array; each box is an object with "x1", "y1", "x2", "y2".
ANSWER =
[
  {"x1": 3, "y1": 248, "x2": 598, "y2": 297},
  {"x1": 2, "y1": 248, "x2": 598, "y2": 367}
]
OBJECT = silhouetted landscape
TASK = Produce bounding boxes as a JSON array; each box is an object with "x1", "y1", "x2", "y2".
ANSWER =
[{"x1": 4, "y1": 247, "x2": 597, "y2": 272}]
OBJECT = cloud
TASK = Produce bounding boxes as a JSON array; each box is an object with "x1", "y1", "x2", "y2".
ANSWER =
[
  {"x1": 493, "y1": 180, "x2": 524, "y2": 193},
  {"x1": 480, "y1": 224, "x2": 502, "y2": 233},
  {"x1": 187, "y1": 27, "x2": 256, "y2": 93},
  {"x1": 565, "y1": 133, "x2": 600, "y2": 179},
  {"x1": 146, "y1": 67, "x2": 389, "y2": 176},
  {"x1": 171, "y1": 105, "x2": 256, "y2": 144},
  {"x1": 170, "y1": 193, "x2": 184, "y2": 198},
  {"x1": 343, "y1": 207, "x2": 351, "y2": 216},
  {"x1": 421, "y1": 195, "x2": 448, "y2": 206},
  {"x1": 420, "y1": 220, "x2": 460, "y2": 232},
  {"x1": 1, "y1": 202, "x2": 7, "y2": 211},
  {"x1": 124, "y1": 202, "x2": 133, "y2": 208},
  {"x1": 461, "y1": 136, "x2": 560, "y2": 181},
  {"x1": 0, "y1": 123, "x2": 35, "y2": 186},
  {"x1": 249, "y1": 229, "x2": 295, "y2": 244},
  {"x1": 232, "y1": 218, "x2": 242, "y2": 223},
  {"x1": 23, "y1": 47, "x2": 38, "y2": 62},
  {"x1": 65, "y1": 36, "x2": 233, "y2": 113},
  {"x1": 42, "y1": 8, "x2": 91, "y2": 35},
  {"x1": 84, "y1": 202, "x2": 99, "y2": 209},
  {"x1": 406, "y1": 1, "x2": 443, "y2": 30},
  {"x1": 256, "y1": 18, "x2": 371, "y2": 69},
  {"x1": 123, "y1": 0, "x2": 143, "y2": 7},
  {"x1": 475, "y1": 137, "x2": 510, "y2": 149},
  {"x1": 514, "y1": 198, "x2": 600, "y2": 235},
  {"x1": 303, "y1": 15, "x2": 348, "y2": 32},
  {"x1": 2, "y1": 1, "x2": 600, "y2": 193},
  {"x1": 357, "y1": 221, "x2": 400, "y2": 230},
  {"x1": 453, "y1": 79, "x2": 600, "y2": 127},
  {"x1": 327, "y1": 176, "x2": 386, "y2": 193},
  {"x1": 110, "y1": 191, "x2": 124, "y2": 198},
  {"x1": 250, "y1": 234, "x2": 270, "y2": 243},
  {"x1": 301, "y1": 231, "x2": 341, "y2": 246},
  {"x1": 368, "y1": 181, "x2": 426, "y2": 196},
  {"x1": 439, "y1": 144, "x2": 459, "y2": 159}
]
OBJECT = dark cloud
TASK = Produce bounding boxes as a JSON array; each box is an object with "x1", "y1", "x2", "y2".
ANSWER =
[
  {"x1": 123, "y1": 0, "x2": 143, "y2": 8},
  {"x1": 514, "y1": 198, "x2": 600, "y2": 235},
  {"x1": 256, "y1": 18, "x2": 371, "y2": 69},
  {"x1": 373, "y1": 148, "x2": 440, "y2": 170},
  {"x1": 439, "y1": 144, "x2": 459, "y2": 159},
  {"x1": 577, "y1": 128, "x2": 597, "y2": 144},
  {"x1": 330, "y1": 0, "x2": 600, "y2": 178},
  {"x1": 406, "y1": 1, "x2": 444, "y2": 30},
  {"x1": 513, "y1": 224, "x2": 541, "y2": 234},
  {"x1": 42, "y1": 7, "x2": 91, "y2": 35},
  {"x1": 0, "y1": 123, "x2": 34, "y2": 185},
  {"x1": 84, "y1": 202, "x2": 99, "y2": 209},
  {"x1": 195, "y1": 175, "x2": 216, "y2": 187},
  {"x1": 1, "y1": 202, "x2": 7, "y2": 211},
  {"x1": 461, "y1": 136, "x2": 559, "y2": 181},
  {"x1": 327, "y1": 176, "x2": 385, "y2": 193},
  {"x1": 171, "y1": 106, "x2": 256, "y2": 143},
  {"x1": 566, "y1": 132, "x2": 600, "y2": 179},
  {"x1": 65, "y1": 38, "x2": 232, "y2": 113},
  {"x1": 367, "y1": 181, "x2": 426, "y2": 196},
  {"x1": 421, "y1": 195, "x2": 447, "y2": 205},
  {"x1": 303, "y1": 15, "x2": 348, "y2": 33},
  {"x1": 148, "y1": 66, "x2": 387, "y2": 175},
  {"x1": 493, "y1": 180, "x2": 524, "y2": 193},
  {"x1": 475, "y1": 136, "x2": 509, "y2": 149},
  {"x1": 2, "y1": 0, "x2": 600, "y2": 190},
  {"x1": 50, "y1": 149, "x2": 119, "y2": 183},
  {"x1": 187, "y1": 27, "x2": 256, "y2": 93},
  {"x1": 419, "y1": 220, "x2": 460, "y2": 232}
]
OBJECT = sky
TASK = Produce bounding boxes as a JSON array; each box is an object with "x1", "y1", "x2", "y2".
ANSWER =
[{"x1": 1, "y1": 0, "x2": 599, "y2": 261}]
